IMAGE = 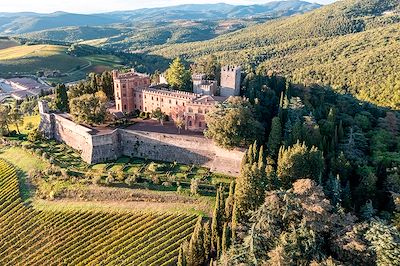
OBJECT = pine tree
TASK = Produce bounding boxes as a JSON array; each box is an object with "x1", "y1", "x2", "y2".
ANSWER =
[
  {"x1": 268, "y1": 116, "x2": 282, "y2": 159},
  {"x1": 365, "y1": 220, "x2": 400, "y2": 266},
  {"x1": 360, "y1": 200, "x2": 376, "y2": 220},
  {"x1": 165, "y1": 57, "x2": 192, "y2": 91},
  {"x1": 291, "y1": 118, "x2": 303, "y2": 145},
  {"x1": 325, "y1": 173, "x2": 342, "y2": 210},
  {"x1": 342, "y1": 180, "x2": 352, "y2": 210}
]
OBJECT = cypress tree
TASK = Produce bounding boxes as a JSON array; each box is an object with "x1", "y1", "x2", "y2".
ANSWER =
[
  {"x1": 54, "y1": 83, "x2": 69, "y2": 112},
  {"x1": 187, "y1": 218, "x2": 205, "y2": 266},
  {"x1": 338, "y1": 120, "x2": 344, "y2": 141},
  {"x1": 268, "y1": 117, "x2": 282, "y2": 159},
  {"x1": 258, "y1": 145, "x2": 266, "y2": 171},
  {"x1": 177, "y1": 244, "x2": 186, "y2": 266},
  {"x1": 221, "y1": 222, "x2": 231, "y2": 254},
  {"x1": 203, "y1": 221, "x2": 211, "y2": 261},
  {"x1": 225, "y1": 181, "x2": 235, "y2": 221},
  {"x1": 211, "y1": 186, "x2": 224, "y2": 254},
  {"x1": 252, "y1": 140, "x2": 259, "y2": 163}
]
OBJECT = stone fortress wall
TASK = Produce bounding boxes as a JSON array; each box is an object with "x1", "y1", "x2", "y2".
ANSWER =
[{"x1": 38, "y1": 101, "x2": 244, "y2": 176}]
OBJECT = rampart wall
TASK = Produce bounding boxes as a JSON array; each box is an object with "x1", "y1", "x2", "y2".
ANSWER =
[{"x1": 39, "y1": 113, "x2": 243, "y2": 176}]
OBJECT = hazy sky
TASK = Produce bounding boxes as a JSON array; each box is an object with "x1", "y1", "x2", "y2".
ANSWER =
[{"x1": 1, "y1": 0, "x2": 337, "y2": 14}]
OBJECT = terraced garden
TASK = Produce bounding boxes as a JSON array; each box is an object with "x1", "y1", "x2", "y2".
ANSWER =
[{"x1": 0, "y1": 159, "x2": 198, "y2": 265}]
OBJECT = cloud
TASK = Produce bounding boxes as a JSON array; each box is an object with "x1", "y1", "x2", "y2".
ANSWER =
[{"x1": 0, "y1": 0, "x2": 337, "y2": 13}]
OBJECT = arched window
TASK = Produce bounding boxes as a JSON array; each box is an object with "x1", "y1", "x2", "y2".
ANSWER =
[
  {"x1": 189, "y1": 120, "x2": 192, "y2": 126},
  {"x1": 188, "y1": 107, "x2": 193, "y2": 113},
  {"x1": 198, "y1": 108, "x2": 203, "y2": 114}
]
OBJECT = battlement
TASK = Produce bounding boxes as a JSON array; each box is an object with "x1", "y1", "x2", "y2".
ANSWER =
[
  {"x1": 221, "y1": 65, "x2": 241, "y2": 73},
  {"x1": 113, "y1": 69, "x2": 149, "y2": 80},
  {"x1": 142, "y1": 87, "x2": 200, "y2": 100},
  {"x1": 192, "y1": 74, "x2": 206, "y2": 81}
]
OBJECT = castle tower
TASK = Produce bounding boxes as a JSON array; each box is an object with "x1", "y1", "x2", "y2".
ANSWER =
[
  {"x1": 192, "y1": 74, "x2": 217, "y2": 96},
  {"x1": 38, "y1": 100, "x2": 49, "y2": 114},
  {"x1": 220, "y1": 66, "x2": 242, "y2": 97}
]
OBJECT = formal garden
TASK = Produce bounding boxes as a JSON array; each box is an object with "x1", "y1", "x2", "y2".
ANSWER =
[{"x1": 0, "y1": 137, "x2": 232, "y2": 201}]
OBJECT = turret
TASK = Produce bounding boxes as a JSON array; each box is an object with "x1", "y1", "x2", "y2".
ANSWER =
[{"x1": 220, "y1": 66, "x2": 241, "y2": 97}]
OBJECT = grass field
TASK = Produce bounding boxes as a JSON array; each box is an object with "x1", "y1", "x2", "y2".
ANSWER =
[
  {"x1": 0, "y1": 160, "x2": 198, "y2": 265},
  {"x1": 0, "y1": 44, "x2": 87, "y2": 74},
  {"x1": 0, "y1": 44, "x2": 124, "y2": 82},
  {"x1": 9, "y1": 115, "x2": 40, "y2": 135},
  {"x1": 0, "y1": 146, "x2": 49, "y2": 172}
]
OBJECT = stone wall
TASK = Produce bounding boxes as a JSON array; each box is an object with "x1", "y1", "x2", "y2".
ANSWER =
[
  {"x1": 39, "y1": 108, "x2": 244, "y2": 175},
  {"x1": 119, "y1": 130, "x2": 243, "y2": 176}
]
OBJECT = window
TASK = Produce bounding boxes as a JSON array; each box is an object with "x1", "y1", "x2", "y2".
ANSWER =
[
  {"x1": 123, "y1": 93, "x2": 126, "y2": 97},
  {"x1": 199, "y1": 122, "x2": 202, "y2": 127},
  {"x1": 189, "y1": 120, "x2": 192, "y2": 126},
  {"x1": 176, "y1": 101, "x2": 178, "y2": 105},
  {"x1": 182, "y1": 103, "x2": 185, "y2": 106},
  {"x1": 134, "y1": 93, "x2": 136, "y2": 97},
  {"x1": 152, "y1": 96, "x2": 154, "y2": 100},
  {"x1": 198, "y1": 108, "x2": 203, "y2": 114},
  {"x1": 117, "y1": 104, "x2": 120, "y2": 110},
  {"x1": 188, "y1": 107, "x2": 193, "y2": 113},
  {"x1": 169, "y1": 99, "x2": 171, "y2": 104},
  {"x1": 134, "y1": 104, "x2": 137, "y2": 109},
  {"x1": 124, "y1": 105, "x2": 127, "y2": 110},
  {"x1": 156, "y1": 97, "x2": 158, "y2": 101},
  {"x1": 122, "y1": 84, "x2": 126, "y2": 89},
  {"x1": 145, "y1": 107, "x2": 147, "y2": 111}
]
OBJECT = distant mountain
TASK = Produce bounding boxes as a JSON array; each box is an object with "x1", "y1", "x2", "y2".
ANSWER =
[
  {"x1": 0, "y1": 1, "x2": 321, "y2": 35},
  {"x1": 0, "y1": 12, "x2": 119, "y2": 34},
  {"x1": 106, "y1": 1, "x2": 320, "y2": 21},
  {"x1": 151, "y1": 0, "x2": 400, "y2": 109}
]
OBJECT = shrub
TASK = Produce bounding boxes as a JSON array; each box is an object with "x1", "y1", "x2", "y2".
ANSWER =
[
  {"x1": 152, "y1": 175, "x2": 161, "y2": 185},
  {"x1": 190, "y1": 178, "x2": 200, "y2": 196},
  {"x1": 125, "y1": 175, "x2": 137, "y2": 186},
  {"x1": 162, "y1": 181, "x2": 172, "y2": 187}
]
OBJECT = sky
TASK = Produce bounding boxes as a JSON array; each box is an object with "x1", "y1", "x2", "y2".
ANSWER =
[{"x1": 0, "y1": 0, "x2": 337, "y2": 14}]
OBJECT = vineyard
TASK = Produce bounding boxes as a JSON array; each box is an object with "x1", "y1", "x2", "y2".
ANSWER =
[{"x1": 0, "y1": 159, "x2": 198, "y2": 265}]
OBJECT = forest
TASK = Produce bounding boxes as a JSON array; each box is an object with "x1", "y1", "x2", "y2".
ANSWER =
[
  {"x1": 177, "y1": 55, "x2": 400, "y2": 265},
  {"x1": 150, "y1": 0, "x2": 400, "y2": 109}
]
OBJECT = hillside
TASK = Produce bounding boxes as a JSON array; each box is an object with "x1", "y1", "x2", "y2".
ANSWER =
[
  {"x1": 0, "y1": 12, "x2": 119, "y2": 34},
  {"x1": 106, "y1": 1, "x2": 320, "y2": 22},
  {"x1": 16, "y1": 1, "x2": 321, "y2": 52},
  {"x1": 0, "y1": 1, "x2": 320, "y2": 35},
  {"x1": 0, "y1": 44, "x2": 123, "y2": 82},
  {"x1": 150, "y1": 0, "x2": 400, "y2": 109},
  {"x1": 0, "y1": 160, "x2": 197, "y2": 265}
]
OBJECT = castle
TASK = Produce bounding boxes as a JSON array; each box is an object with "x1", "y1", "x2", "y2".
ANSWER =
[
  {"x1": 39, "y1": 100, "x2": 244, "y2": 175},
  {"x1": 37, "y1": 65, "x2": 245, "y2": 175},
  {"x1": 113, "y1": 66, "x2": 241, "y2": 131}
]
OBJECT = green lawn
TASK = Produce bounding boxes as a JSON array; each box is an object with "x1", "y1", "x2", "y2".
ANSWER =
[
  {"x1": 0, "y1": 44, "x2": 124, "y2": 83},
  {"x1": 9, "y1": 115, "x2": 40, "y2": 134},
  {"x1": 0, "y1": 146, "x2": 49, "y2": 172}
]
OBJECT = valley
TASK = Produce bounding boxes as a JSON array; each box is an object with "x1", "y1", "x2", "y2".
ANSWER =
[{"x1": 0, "y1": 0, "x2": 399, "y2": 265}]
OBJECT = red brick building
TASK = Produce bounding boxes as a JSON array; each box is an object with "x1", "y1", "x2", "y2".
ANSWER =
[{"x1": 113, "y1": 68, "x2": 240, "y2": 132}]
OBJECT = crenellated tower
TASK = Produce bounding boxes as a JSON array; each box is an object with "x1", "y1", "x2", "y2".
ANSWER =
[{"x1": 220, "y1": 66, "x2": 241, "y2": 97}]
